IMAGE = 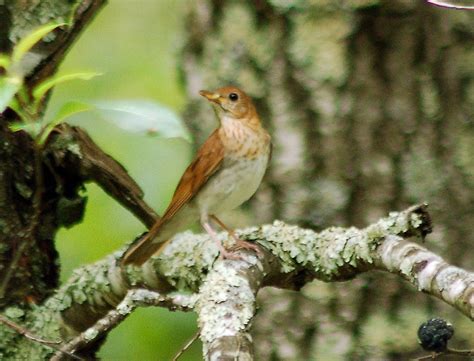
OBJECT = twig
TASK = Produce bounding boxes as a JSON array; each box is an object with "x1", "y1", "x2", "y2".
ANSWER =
[
  {"x1": 172, "y1": 330, "x2": 200, "y2": 361},
  {"x1": 0, "y1": 315, "x2": 83, "y2": 360},
  {"x1": 50, "y1": 290, "x2": 196, "y2": 361},
  {"x1": 49, "y1": 125, "x2": 159, "y2": 228},
  {"x1": 427, "y1": 0, "x2": 474, "y2": 10},
  {"x1": 0, "y1": 315, "x2": 60, "y2": 345},
  {"x1": 445, "y1": 347, "x2": 473, "y2": 356},
  {"x1": 0, "y1": 144, "x2": 44, "y2": 299},
  {"x1": 413, "y1": 353, "x2": 439, "y2": 360},
  {"x1": 414, "y1": 348, "x2": 473, "y2": 360}
]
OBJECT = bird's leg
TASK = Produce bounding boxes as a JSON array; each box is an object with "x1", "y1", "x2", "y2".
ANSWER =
[
  {"x1": 210, "y1": 215, "x2": 262, "y2": 255},
  {"x1": 210, "y1": 215, "x2": 239, "y2": 242},
  {"x1": 201, "y1": 214, "x2": 241, "y2": 260}
]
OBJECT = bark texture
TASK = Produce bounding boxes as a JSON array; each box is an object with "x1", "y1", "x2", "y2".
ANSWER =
[
  {"x1": 180, "y1": 1, "x2": 474, "y2": 359},
  {"x1": 0, "y1": 0, "x2": 107, "y2": 310}
]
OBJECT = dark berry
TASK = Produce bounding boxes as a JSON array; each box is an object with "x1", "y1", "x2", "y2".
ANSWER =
[{"x1": 418, "y1": 318, "x2": 454, "y2": 352}]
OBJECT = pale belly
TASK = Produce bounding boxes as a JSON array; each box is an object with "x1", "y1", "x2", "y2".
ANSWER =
[{"x1": 195, "y1": 154, "x2": 268, "y2": 215}]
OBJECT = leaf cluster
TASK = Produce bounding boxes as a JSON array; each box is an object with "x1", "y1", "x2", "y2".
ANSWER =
[{"x1": 0, "y1": 23, "x2": 98, "y2": 146}]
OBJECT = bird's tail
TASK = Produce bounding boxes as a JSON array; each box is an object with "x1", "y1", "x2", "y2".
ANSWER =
[{"x1": 121, "y1": 226, "x2": 169, "y2": 266}]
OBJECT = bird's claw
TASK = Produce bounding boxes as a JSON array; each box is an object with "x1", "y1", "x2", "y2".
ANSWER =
[
  {"x1": 218, "y1": 249, "x2": 244, "y2": 261},
  {"x1": 229, "y1": 238, "x2": 263, "y2": 256}
]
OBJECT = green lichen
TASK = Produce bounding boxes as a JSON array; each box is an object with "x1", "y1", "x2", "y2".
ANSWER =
[
  {"x1": 66, "y1": 143, "x2": 82, "y2": 158},
  {"x1": 7, "y1": 0, "x2": 75, "y2": 43},
  {"x1": 4, "y1": 306, "x2": 24, "y2": 319},
  {"x1": 252, "y1": 208, "x2": 423, "y2": 280},
  {"x1": 116, "y1": 298, "x2": 134, "y2": 315},
  {"x1": 155, "y1": 231, "x2": 218, "y2": 291},
  {"x1": 197, "y1": 262, "x2": 255, "y2": 344},
  {"x1": 0, "y1": 256, "x2": 123, "y2": 359},
  {"x1": 84, "y1": 327, "x2": 99, "y2": 341},
  {"x1": 0, "y1": 302, "x2": 62, "y2": 360}
]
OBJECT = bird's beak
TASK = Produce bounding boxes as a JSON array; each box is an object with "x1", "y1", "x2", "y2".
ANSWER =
[{"x1": 199, "y1": 90, "x2": 222, "y2": 104}]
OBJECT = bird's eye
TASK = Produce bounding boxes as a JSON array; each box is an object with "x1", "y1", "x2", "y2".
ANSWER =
[{"x1": 229, "y1": 93, "x2": 239, "y2": 101}]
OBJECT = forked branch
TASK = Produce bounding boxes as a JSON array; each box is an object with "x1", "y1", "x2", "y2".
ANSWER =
[{"x1": 5, "y1": 204, "x2": 472, "y2": 360}]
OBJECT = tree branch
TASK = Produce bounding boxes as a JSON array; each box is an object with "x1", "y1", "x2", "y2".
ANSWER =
[
  {"x1": 50, "y1": 289, "x2": 195, "y2": 361},
  {"x1": 46, "y1": 125, "x2": 159, "y2": 228},
  {"x1": 3, "y1": 204, "x2": 472, "y2": 359}
]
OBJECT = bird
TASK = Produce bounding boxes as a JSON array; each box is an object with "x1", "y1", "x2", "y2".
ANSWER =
[{"x1": 121, "y1": 86, "x2": 272, "y2": 266}]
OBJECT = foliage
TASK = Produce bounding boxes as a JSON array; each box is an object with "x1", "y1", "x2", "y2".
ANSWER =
[
  {"x1": 95, "y1": 100, "x2": 191, "y2": 141},
  {"x1": 0, "y1": 22, "x2": 98, "y2": 146},
  {"x1": 1, "y1": 23, "x2": 190, "y2": 149}
]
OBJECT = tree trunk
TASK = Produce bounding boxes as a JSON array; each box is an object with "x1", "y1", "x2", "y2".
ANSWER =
[
  {"x1": 0, "y1": 0, "x2": 106, "y2": 310},
  {"x1": 180, "y1": 1, "x2": 474, "y2": 359}
]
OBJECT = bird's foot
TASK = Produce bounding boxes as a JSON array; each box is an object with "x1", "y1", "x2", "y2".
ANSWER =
[
  {"x1": 205, "y1": 215, "x2": 263, "y2": 259},
  {"x1": 229, "y1": 238, "x2": 263, "y2": 256},
  {"x1": 217, "y1": 237, "x2": 263, "y2": 260},
  {"x1": 218, "y1": 247, "x2": 244, "y2": 261}
]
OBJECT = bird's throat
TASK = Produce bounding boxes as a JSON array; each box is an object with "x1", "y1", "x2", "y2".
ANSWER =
[{"x1": 219, "y1": 116, "x2": 270, "y2": 159}]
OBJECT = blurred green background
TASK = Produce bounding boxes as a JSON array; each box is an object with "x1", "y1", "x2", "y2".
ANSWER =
[{"x1": 48, "y1": 1, "x2": 202, "y2": 360}]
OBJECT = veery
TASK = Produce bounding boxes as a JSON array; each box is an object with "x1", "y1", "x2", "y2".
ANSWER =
[{"x1": 122, "y1": 86, "x2": 271, "y2": 265}]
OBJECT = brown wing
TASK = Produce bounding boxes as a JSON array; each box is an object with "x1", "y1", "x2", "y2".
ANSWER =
[
  {"x1": 159, "y1": 129, "x2": 224, "y2": 224},
  {"x1": 121, "y1": 130, "x2": 225, "y2": 265}
]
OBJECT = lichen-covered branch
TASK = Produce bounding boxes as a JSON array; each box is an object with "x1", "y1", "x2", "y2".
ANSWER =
[
  {"x1": 50, "y1": 289, "x2": 195, "y2": 361},
  {"x1": 180, "y1": 2, "x2": 474, "y2": 358},
  {"x1": 1, "y1": 204, "x2": 472, "y2": 359},
  {"x1": 196, "y1": 255, "x2": 262, "y2": 360},
  {"x1": 376, "y1": 235, "x2": 474, "y2": 319}
]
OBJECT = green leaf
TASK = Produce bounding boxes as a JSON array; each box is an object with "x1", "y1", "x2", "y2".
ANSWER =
[
  {"x1": 0, "y1": 54, "x2": 10, "y2": 70},
  {"x1": 37, "y1": 101, "x2": 92, "y2": 145},
  {"x1": 0, "y1": 76, "x2": 22, "y2": 113},
  {"x1": 49, "y1": 101, "x2": 92, "y2": 127},
  {"x1": 33, "y1": 72, "x2": 101, "y2": 102},
  {"x1": 94, "y1": 100, "x2": 191, "y2": 141},
  {"x1": 9, "y1": 121, "x2": 42, "y2": 138},
  {"x1": 8, "y1": 98, "x2": 30, "y2": 122},
  {"x1": 12, "y1": 22, "x2": 65, "y2": 64}
]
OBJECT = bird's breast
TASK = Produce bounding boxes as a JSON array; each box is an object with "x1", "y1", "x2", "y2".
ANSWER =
[{"x1": 195, "y1": 152, "x2": 269, "y2": 214}]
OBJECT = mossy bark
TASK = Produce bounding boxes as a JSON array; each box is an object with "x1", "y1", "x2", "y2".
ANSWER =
[
  {"x1": 0, "y1": 0, "x2": 107, "y2": 358},
  {"x1": 180, "y1": 1, "x2": 474, "y2": 359},
  {"x1": 0, "y1": 0, "x2": 99, "y2": 311}
]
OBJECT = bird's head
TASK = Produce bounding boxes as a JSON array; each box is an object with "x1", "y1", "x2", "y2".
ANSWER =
[{"x1": 199, "y1": 86, "x2": 259, "y2": 126}]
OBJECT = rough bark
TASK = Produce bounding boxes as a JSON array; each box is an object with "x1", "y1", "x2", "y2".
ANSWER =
[
  {"x1": 180, "y1": 1, "x2": 474, "y2": 359},
  {"x1": 0, "y1": 0, "x2": 107, "y2": 309},
  {"x1": 0, "y1": 0, "x2": 161, "y2": 310}
]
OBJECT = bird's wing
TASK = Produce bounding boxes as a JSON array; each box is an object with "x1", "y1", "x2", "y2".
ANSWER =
[
  {"x1": 121, "y1": 130, "x2": 225, "y2": 265},
  {"x1": 159, "y1": 129, "x2": 225, "y2": 224}
]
